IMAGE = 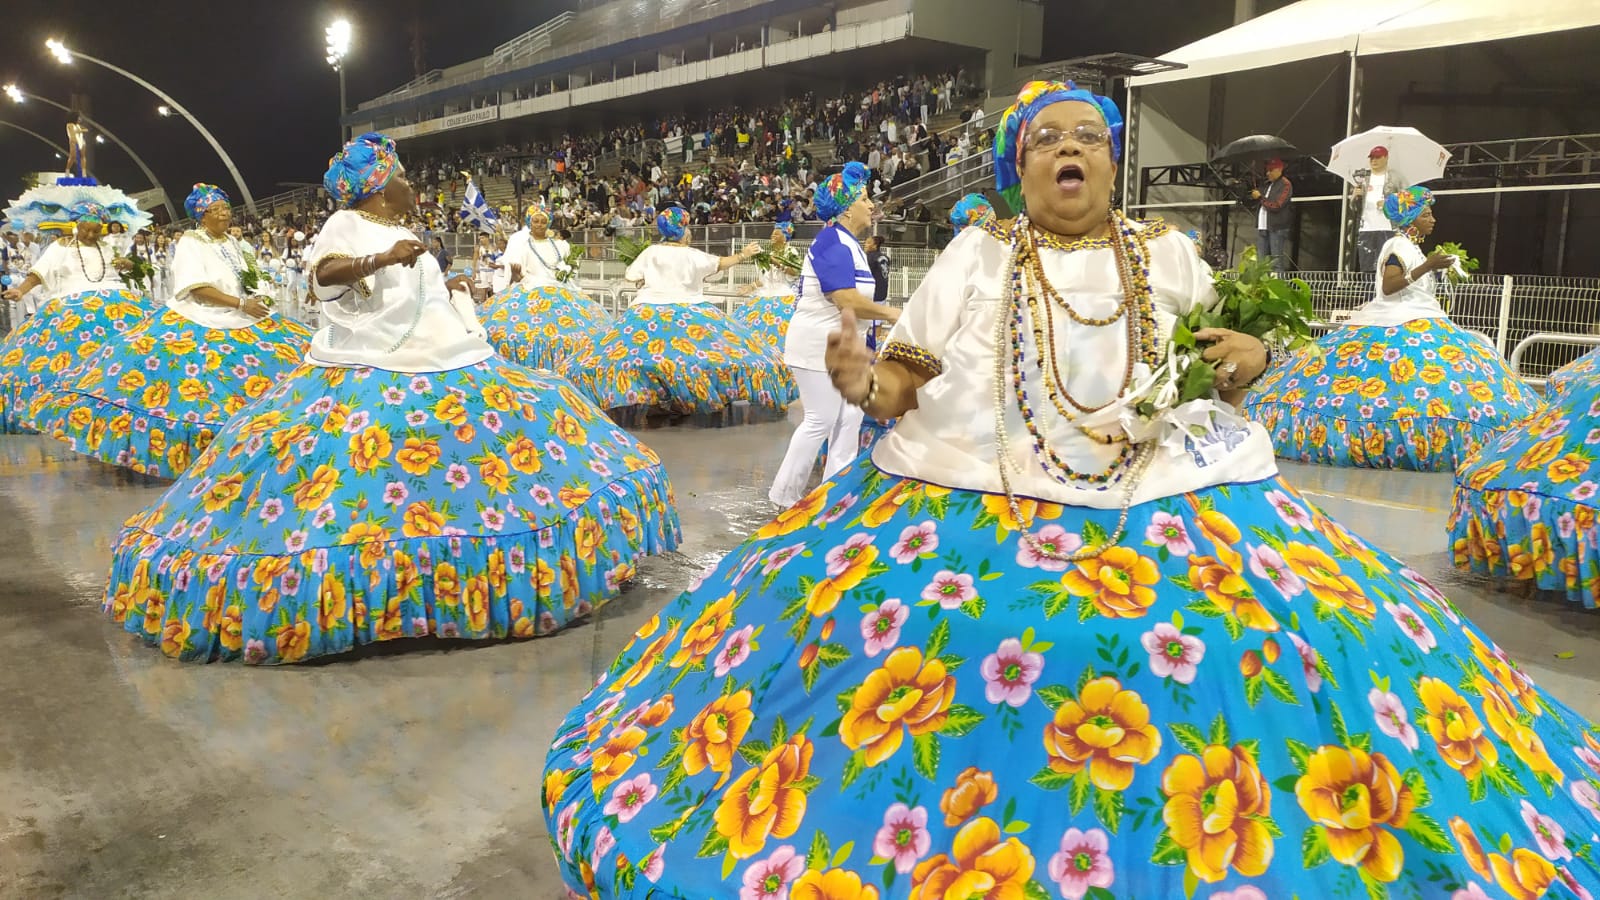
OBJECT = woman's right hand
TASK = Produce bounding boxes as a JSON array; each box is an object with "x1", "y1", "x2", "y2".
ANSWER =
[
  {"x1": 381, "y1": 239, "x2": 428, "y2": 269},
  {"x1": 1, "y1": 287, "x2": 20, "y2": 301},
  {"x1": 826, "y1": 309, "x2": 875, "y2": 404},
  {"x1": 241, "y1": 296, "x2": 272, "y2": 318},
  {"x1": 1424, "y1": 250, "x2": 1454, "y2": 272}
]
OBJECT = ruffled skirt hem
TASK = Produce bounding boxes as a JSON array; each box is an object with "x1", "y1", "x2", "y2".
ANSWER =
[
  {"x1": 1251, "y1": 401, "x2": 1505, "y2": 472},
  {"x1": 1449, "y1": 485, "x2": 1600, "y2": 608}
]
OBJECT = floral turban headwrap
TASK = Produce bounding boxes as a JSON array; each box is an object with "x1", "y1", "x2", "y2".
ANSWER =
[
  {"x1": 525, "y1": 201, "x2": 551, "y2": 227},
  {"x1": 1384, "y1": 187, "x2": 1433, "y2": 229},
  {"x1": 323, "y1": 132, "x2": 401, "y2": 208},
  {"x1": 994, "y1": 80, "x2": 1123, "y2": 212},
  {"x1": 656, "y1": 206, "x2": 689, "y2": 241},
  {"x1": 815, "y1": 161, "x2": 869, "y2": 221},
  {"x1": 949, "y1": 193, "x2": 994, "y2": 233},
  {"x1": 774, "y1": 220, "x2": 794, "y2": 239},
  {"x1": 185, "y1": 183, "x2": 229, "y2": 221},
  {"x1": 71, "y1": 201, "x2": 107, "y2": 224}
]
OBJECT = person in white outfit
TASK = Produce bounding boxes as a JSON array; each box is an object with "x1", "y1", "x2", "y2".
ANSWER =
[{"x1": 768, "y1": 161, "x2": 901, "y2": 508}]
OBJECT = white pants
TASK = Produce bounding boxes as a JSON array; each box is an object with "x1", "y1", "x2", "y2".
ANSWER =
[{"x1": 769, "y1": 366, "x2": 865, "y2": 508}]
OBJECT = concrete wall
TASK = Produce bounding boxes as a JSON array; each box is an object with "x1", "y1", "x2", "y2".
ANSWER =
[{"x1": 909, "y1": 0, "x2": 1044, "y2": 91}]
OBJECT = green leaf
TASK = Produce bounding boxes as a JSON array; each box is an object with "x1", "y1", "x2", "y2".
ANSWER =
[
  {"x1": 1024, "y1": 881, "x2": 1053, "y2": 900},
  {"x1": 1468, "y1": 773, "x2": 1487, "y2": 803},
  {"x1": 1263, "y1": 668, "x2": 1301, "y2": 705},
  {"x1": 1285, "y1": 738, "x2": 1313, "y2": 774},
  {"x1": 1029, "y1": 766, "x2": 1074, "y2": 791},
  {"x1": 1036, "y1": 684, "x2": 1074, "y2": 711},
  {"x1": 1403, "y1": 812, "x2": 1454, "y2": 853},
  {"x1": 912, "y1": 732, "x2": 940, "y2": 781},
  {"x1": 737, "y1": 740, "x2": 771, "y2": 766},
  {"x1": 817, "y1": 642, "x2": 851, "y2": 667},
  {"x1": 1083, "y1": 520, "x2": 1109, "y2": 547},
  {"x1": 1208, "y1": 712, "x2": 1229, "y2": 746},
  {"x1": 1169, "y1": 722, "x2": 1209, "y2": 756},
  {"x1": 1150, "y1": 831, "x2": 1187, "y2": 866},
  {"x1": 927, "y1": 620, "x2": 951, "y2": 659},
  {"x1": 1093, "y1": 787, "x2": 1124, "y2": 834},
  {"x1": 1245, "y1": 675, "x2": 1265, "y2": 708},
  {"x1": 1077, "y1": 665, "x2": 1097, "y2": 694},
  {"x1": 1069, "y1": 769, "x2": 1092, "y2": 814},
  {"x1": 1076, "y1": 595, "x2": 1098, "y2": 623},
  {"x1": 1331, "y1": 702, "x2": 1351, "y2": 745},
  {"x1": 770, "y1": 716, "x2": 788, "y2": 746},
  {"x1": 840, "y1": 751, "x2": 867, "y2": 788},
  {"x1": 1184, "y1": 865, "x2": 1199, "y2": 899},
  {"x1": 1359, "y1": 868, "x2": 1391, "y2": 900},
  {"x1": 959, "y1": 597, "x2": 986, "y2": 619},
  {"x1": 831, "y1": 840, "x2": 855, "y2": 867},
  {"x1": 1302, "y1": 825, "x2": 1331, "y2": 868},
  {"x1": 1273, "y1": 774, "x2": 1301, "y2": 793},
  {"x1": 1086, "y1": 888, "x2": 1115, "y2": 900},
  {"x1": 698, "y1": 828, "x2": 730, "y2": 859},
  {"x1": 940, "y1": 704, "x2": 985, "y2": 737},
  {"x1": 806, "y1": 829, "x2": 831, "y2": 870}
]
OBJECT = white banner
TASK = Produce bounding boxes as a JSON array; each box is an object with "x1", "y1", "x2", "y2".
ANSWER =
[{"x1": 442, "y1": 106, "x2": 500, "y2": 130}]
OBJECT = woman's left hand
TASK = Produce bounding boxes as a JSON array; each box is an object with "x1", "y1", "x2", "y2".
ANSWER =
[
  {"x1": 112, "y1": 257, "x2": 133, "y2": 273},
  {"x1": 1193, "y1": 328, "x2": 1268, "y2": 390}
]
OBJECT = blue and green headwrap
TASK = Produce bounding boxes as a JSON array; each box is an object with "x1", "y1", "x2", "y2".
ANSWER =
[
  {"x1": 70, "y1": 201, "x2": 107, "y2": 224},
  {"x1": 815, "y1": 161, "x2": 869, "y2": 221},
  {"x1": 525, "y1": 200, "x2": 551, "y2": 227},
  {"x1": 1384, "y1": 187, "x2": 1433, "y2": 229},
  {"x1": 323, "y1": 132, "x2": 401, "y2": 208},
  {"x1": 656, "y1": 206, "x2": 688, "y2": 241},
  {"x1": 185, "y1": 183, "x2": 229, "y2": 221},
  {"x1": 774, "y1": 220, "x2": 794, "y2": 239},
  {"x1": 994, "y1": 80, "x2": 1123, "y2": 212},
  {"x1": 949, "y1": 194, "x2": 994, "y2": 233}
]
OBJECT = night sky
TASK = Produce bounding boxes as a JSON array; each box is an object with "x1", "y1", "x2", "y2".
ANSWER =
[{"x1": 0, "y1": 0, "x2": 1252, "y2": 218}]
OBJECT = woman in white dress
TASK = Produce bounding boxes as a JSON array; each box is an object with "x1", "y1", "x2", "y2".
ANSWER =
[
  {"x1": 1246, "y1": 188, "x2": 1537, "y2": 470},
  {"x1": 29, "y1": 184, "x2": 314, "y2": 478},
  {"x1": 101, "y1": 133, "x2": 681, "y2": 664},
  {"x1": 736, "y1": 220, "x2": 801, "y2": 352},
  {"x1": 484, "y1": 202, "x2": 612, "y2": 370},
  {"x1": 0, "y1": 195, "x2": 153, "y2": 432},
  {"x1": 562, "y1": 207, "x2": 796, "y2": 418}
]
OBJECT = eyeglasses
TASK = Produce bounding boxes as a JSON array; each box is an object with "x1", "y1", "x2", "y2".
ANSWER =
[{"x1": 1023, "y1": 124, "x2": 1112, "y2": 154}]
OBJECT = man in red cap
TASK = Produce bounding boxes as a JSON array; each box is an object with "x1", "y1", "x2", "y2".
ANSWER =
[
  {"x1": 1353, "y1": 145, "x2": 1403, "y2": 271},
  {"x1": 1251, "y1": 157, "x2": 1293, "y2": 274}
]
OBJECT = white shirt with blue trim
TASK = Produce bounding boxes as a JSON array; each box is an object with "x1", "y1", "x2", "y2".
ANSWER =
[{"x1": 784, "y1": 223, "x2": 873, "y2": 370}]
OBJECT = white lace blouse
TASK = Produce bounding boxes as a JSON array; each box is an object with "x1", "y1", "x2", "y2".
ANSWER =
[
  {"x1": 30, "y1": 239, "x2": 129, "y2": 300},
  {"x1": 167, "y1": 230, "x2": 268, "y2": 329},
  {"x1": 872, "y1": 221, "x2": 1279, "y2": 509}
]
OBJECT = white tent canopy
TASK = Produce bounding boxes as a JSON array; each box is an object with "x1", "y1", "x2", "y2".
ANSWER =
[{"x1": 1131, "y1": 0, "x2": 1600, "y2": 86}]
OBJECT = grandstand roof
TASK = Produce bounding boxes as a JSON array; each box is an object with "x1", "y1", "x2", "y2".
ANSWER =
[{"x1": 1130, "y1": 0, "x2": 1600, "y2": 86}]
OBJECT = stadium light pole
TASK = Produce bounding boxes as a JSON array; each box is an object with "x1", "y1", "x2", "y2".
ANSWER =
[
  {"x1": 326, "y1": 19, "x2": 352, "y2": 143},
  {"x1": 0, "y1": 118, "x2": 68, "y2": 157},
  {"x1": 45, "y1": 38, "x2": 258, "y2": 216},
  {"x1": 4, "y1": 83, "x2": 179, "y2": 222}
]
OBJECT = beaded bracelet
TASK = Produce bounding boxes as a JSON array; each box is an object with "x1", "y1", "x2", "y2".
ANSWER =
[{"x1": 861, "y1": 368, "x2": 880, "y2": 410}]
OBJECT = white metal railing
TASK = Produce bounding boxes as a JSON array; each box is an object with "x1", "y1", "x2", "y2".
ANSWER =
[
  {"x1": 489, "y1": 13, "x2": 577, "y2": 66},
  {"x1": 1509, "y1": 332, "x2": 1600, "y2": 388}
]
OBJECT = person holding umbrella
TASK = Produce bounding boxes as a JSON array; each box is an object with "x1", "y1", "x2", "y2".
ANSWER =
[
  {"x1": 1251, "y1": 157, "x2": 1293, "y2": 274},
  {"x1": 1353, "y1": 146, "x2": 1404, "y2": 271}
]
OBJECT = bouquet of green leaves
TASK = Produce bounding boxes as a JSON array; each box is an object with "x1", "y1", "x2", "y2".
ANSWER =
[
  {"x1": 1434, "y1": 241, "x2": 1478, "y2": 285},
  {"x1": 237, "y1": 247, "x2": 266, "y2": 295},
  {"x1": 1136, "y1": 246, "x2": 1317, "y2": 416},
  {"x1": 118, "y1": 254, "x2": 156, "y2": 293},
  {"x1": 615, "y1": 234, "x2": 653, "y2": 266},
  {"x1": 750, "y1": 243, "x2": 803, "y2": 275},
  {"x1": 555, "y1": 243, "x2": 585, "y2": 284}
]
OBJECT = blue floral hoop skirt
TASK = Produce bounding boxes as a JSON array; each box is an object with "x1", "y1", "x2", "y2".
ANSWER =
[
  {"x1": 0, "y1": 288, "x2": 151, "y2": 433},
  {"x1": 28, "y1": 310, "x2": 313, "y2": 478},
  {"x1": 1546, "y1": 347, "x2": 1600, "y2": 399},
  {"x1": 561, "y1": 302, "x2": 797, "y2": 416},
  {"x1": 484, "y1": 284, "x2": 614, "y2": 371},
  {"x1": 1451, "y1": 368, "x2": 1600, "y2": 608},
  {"x1": 1245, "y1": 319, "x2": 1538, "y2": 471},
  {"x1": 541, "y1": 460, "x2": 1600, "y2": 899},
  {"x1": 736, "y1": 290, "x2": 797, "y2": 353},
  {"x1": 104, "y1": 358, "x2": 682, "y2": 664}
]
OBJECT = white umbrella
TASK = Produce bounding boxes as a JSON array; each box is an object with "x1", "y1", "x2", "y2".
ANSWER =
[{"x1": 1327, "y1": 126, "x2": 1450, "y2": 187}]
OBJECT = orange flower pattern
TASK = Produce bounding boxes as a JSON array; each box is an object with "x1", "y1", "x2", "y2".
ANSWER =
[
  {"x1": 103, "y1": 358, "x2": 679, "y2": 664},
  {"x1": 735, "y1": 287, "x2": 797, "y2": 352},
  {"x1": 0, "y1": 288, "x2": 152, "y2": 433},
  {"x1": 482, "y1": 283, "x2": 613, "y2": 371},
  {"x1": 1246, "y1": 318, "x2": 1536, "y2": 471},
  {"x1": 540, "y1": 463, "x2": 1600, "y2": 898},
  {"x1": 1452, "y1": 368, "x2": 1600, "y2": 607},
  {"x1": 560, "y1": 302, "x2": 797, "y2": 414},
  {"x1": 27, "y1": 309, "x2": 312, "y2": 478}
]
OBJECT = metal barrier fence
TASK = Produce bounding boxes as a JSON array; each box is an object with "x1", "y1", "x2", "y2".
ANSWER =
[{"x1": 10, "y1": 263, "x2": 1599, "y2": 389}]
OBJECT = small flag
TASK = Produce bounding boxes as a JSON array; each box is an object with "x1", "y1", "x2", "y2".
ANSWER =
[{"x1": 458, "y1": 177, "x2": 499, "y2": 234}]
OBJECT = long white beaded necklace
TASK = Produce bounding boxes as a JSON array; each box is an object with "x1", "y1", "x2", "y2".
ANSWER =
[
  {"x1": 993, "y1": 212, "x2": 1156, "y2": 564},
  {"x1": 197, "y1": 230, "x2": 249, "y2": 293},
  {"x1": 524, "y1": 232, "x2": 563, "y2": 275}
]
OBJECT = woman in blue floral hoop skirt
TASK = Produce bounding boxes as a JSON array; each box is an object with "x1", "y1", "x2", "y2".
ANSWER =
[
  {"x1": 541, "y1": 83, "x2": 1600, "y2": 900},
  {"x1": 1245, "y1": 190, "x2": 1537, "y2": 471},
  {"x1": 29, "y1": 184, "x2": 312, "y2": 478},
  {"x1": 102, "y1": 134, "x2": 680, "y2": 664},
  {"x1": 562, "y1": 208, "x2": 796, "y2": 417},
  {"x1": 0, "y1": 189, "x2": 154, "y2": 432},
  {"x1": 737, "y1": 221, "x2": 800, "y2": 352},
  {"x1": 483, "y1": 203, "x2": 613, "y2": 371}
]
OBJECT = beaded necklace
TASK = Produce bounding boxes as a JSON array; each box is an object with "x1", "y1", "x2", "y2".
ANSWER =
[
  {"x1": 524, "y1": 232, "x2": 564, "y2": 275},
  {"x1": 992, "y1": 211, "x2": 1160, "y2": 563},
  {"x1": 195, "y1": 229, "x2": 249, "y2": 293},
  {"x1": 73, "y1": 238, "x2": 109, "y2": 283}
]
